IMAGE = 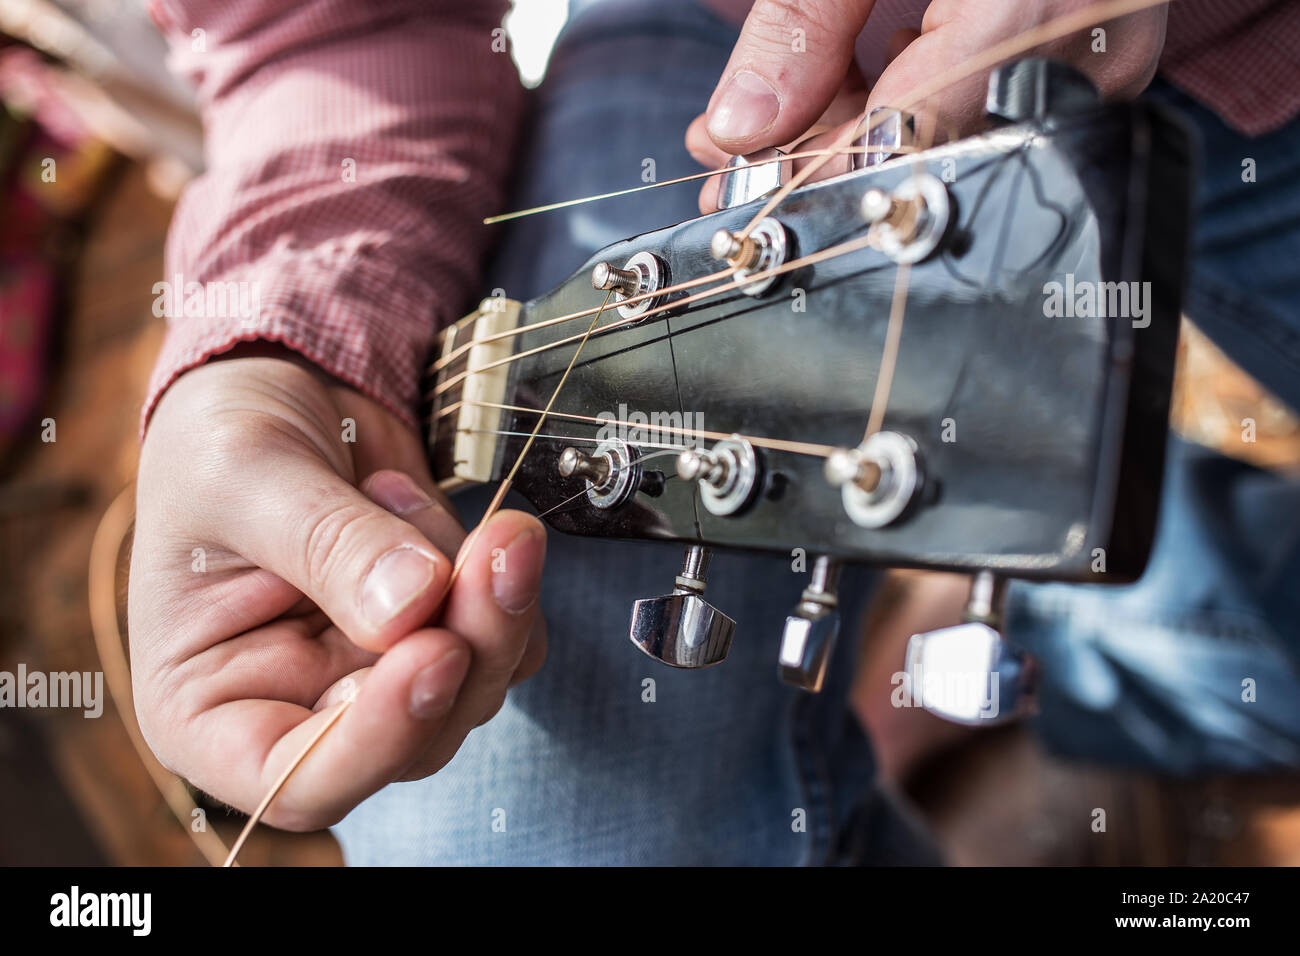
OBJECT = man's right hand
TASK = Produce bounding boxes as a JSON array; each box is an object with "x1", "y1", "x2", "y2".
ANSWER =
[{"x1": 128, "y1": 351, "x2": 547, "y2": 830}]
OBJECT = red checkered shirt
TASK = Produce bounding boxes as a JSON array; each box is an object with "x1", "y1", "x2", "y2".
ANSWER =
[{"x1": 143, "y1": 0, "x2": 1300, "y2": 435}]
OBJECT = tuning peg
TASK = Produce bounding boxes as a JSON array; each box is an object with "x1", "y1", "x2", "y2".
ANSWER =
[
  {"x1": 589, "y1": 251, "x2": 667, "y2": 320},
  {"x1": 710, "y1": 217, "x2": 790, "y2": 296},
  {"x1": 629, "y1": 545, "x2": 735, "y2": 669},
  {"x1": 825, "y1": 431, "x2": 923, "y2": 529},
  {"x1": 778, "y1": 556, "x2": 842, "y2": 692},
  {"x1": 716, "y1": 147, "x2": 789, "y2": 210},
  {"x1": 556, "y1": 440, "x2": 641, "y2": 510},
  {"x1": 985, "y1": 57, "x2": 1100, "y2": 125},
  {"x1": 850, "y1": 106, "x2": 915, "y2": 170},
  {"x1": 903, "y1": 571, "x2": 1037, "y2": 725},
  {"x1": 676, "y1": 436, "x2": 761, "y2": 516}
]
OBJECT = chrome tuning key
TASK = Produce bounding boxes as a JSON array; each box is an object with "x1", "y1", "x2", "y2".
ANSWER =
[
  {"x1": 985, "y1": 58, "x2": 1100, "y2": 125},
  {"x1": 716, "y1": 147, "x2": 789, "y2": 209},
  {"x1": 850, "y1": 106, "x2": 915, "y2": 170},
  {"x1": 904, "y1": 571, "x2": 1037, "y2": 725},
  {"x1": 629, "y1": 545, "x2": 735, "y2": 669},
  {"x1": 778, "y1": 556, "x2": 842, "y2": 692}
]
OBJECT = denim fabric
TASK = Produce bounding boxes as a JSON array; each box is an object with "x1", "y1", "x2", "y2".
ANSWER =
[
  {"x1": 1146, "y1": 81, "x2": 1300, "y2": 413},
  {"x1": 1010, "y1": 80, "x2": 1300, "y2": 773},
  {"x1": 334, "y1": 0, "x2": 938, "y2": 865}
]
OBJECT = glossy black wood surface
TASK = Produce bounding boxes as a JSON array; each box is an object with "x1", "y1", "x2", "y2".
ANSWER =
[{"x1": 432, "y1": 100, "x2": 1191, "y2": 583}]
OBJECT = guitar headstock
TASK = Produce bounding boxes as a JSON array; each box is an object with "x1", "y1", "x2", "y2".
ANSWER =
[{"x1": 426, "y1": 59, "x2": 1193, "y2": 691}]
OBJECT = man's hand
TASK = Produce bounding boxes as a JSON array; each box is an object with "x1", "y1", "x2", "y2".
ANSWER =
[
  {"x1": 129, "y1": 351, "x2": 547, "y2": 830},
  {"x1": 688, "y1": 0, "x2": 1167, "y2": 211}
]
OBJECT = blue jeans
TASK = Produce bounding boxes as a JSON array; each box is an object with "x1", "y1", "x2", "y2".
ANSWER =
[
  {"x1": 334, "y1": 0, "x2": 938, "y2": 865},
  {"x1": 1009, "y1": 80, "x2": 1300, "y2": 773}
]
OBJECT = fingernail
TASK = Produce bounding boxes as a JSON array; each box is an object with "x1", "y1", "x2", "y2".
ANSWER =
[
  {"x1": 410, "y1": 648, "x2": 468, "y2": 719},
  {"x1": 365, "y1": 472, "x2": 433, "y2": 515},
  {"x1": 361, "y1": 546, "x2": 437, "y2": 628},
  {"x1": 491, "y1": 528, "x2": 546, "y2": 614},
  {"x1": 708, "y1": 70, "x2": 780, "y2": 142}
]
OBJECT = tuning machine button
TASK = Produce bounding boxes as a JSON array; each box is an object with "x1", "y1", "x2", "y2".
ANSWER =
[
  {"x1": 557, "y1": 440, "x2": 641, "y2": 510},
  {"x1": 629, "y1": 545, "x2": 735, "y2": 669},
  {"x1": 985, "y1": 57, "x2": 1101, "y2": 125},
  {"x1": 851, "y1": 106, "x2": 915, "y2": 170},
  {"x1": 676, "y1": 435, "x2": 761, "y2": 516},
  {"x1": 904, "y1": 571, "x2": 1037, "y2": 724},
  {"x1": 859, "y1": 172, "x2": 950, "y2": 265},
  {"x1": 779, "y1": 556, "x2": 842, "y2": 692},
  {"x1": 825, "y1": 430, "x2": 922, "y2": 528},
  {"x1": 716, "y1": 147, "x2": 789, "y2": 210},
  {"x1": 591, "y1": 251, "x2": 668, "y2": 321}
]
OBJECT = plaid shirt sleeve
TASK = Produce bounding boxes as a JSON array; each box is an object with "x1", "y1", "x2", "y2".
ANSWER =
[{"x1": 142, "y1": 0, "x2": 524, "y2": 434}]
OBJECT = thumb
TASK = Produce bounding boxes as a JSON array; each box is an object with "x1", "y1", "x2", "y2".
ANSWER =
[
  {"x1": 230, "y1": 451, "x2": 455, "y2": 654},
  {"x1": 706, "y1": 0, "x2": 875, "y2": 154}
]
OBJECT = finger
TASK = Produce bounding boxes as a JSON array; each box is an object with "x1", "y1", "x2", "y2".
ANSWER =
[
  {"x1": 885, "y1": 27, "x2": 921, "y2": 67},
  {"x1": 705, "y1": 0, "x2": 875, "y2": 154},
  {"x1": 866, "y1": 27, "x2": 983, "y2": 143},
  {"x1": 686, "y1": 113, "x2": 731, "y2": 215},
  {"x1": 510, "y1": 613, "x2": 548, "y2": 688},
  {"x1": 184, "y1": 626, "x2": 472, "y2": 829},
  {"x1": 408, "y1": 512, "x2": 546, "y2": 774},
  {"x1": 360, "y1": 469, "x2": 466, "y2": 556},
  {"x1": 342, "y1": 388, "x2": 464, "y2": 523},
  {"x1": 691, "y1": 67, "x2": 869, "y2": 214},
  {"x1": 362, "y1": 473, "x2": 547, "y2": 722},
  {"x1": 467, "y1": 615, "x2": 546, "y2": 730},
  {"x1": 220, "y1": 450, "x2": 457, "y2": 655},
  {"x1": 363, "y1": 477, "x2": 548, "y2": 778}
]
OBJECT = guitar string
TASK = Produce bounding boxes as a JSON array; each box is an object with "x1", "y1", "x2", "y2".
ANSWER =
[
  {"x1": 219, "y1": 0, "x2": 1174, "y2": 865},
  {"x1": 534, "y1": 448, "x2": 685, "y2": 520},
  {"x1": 481, "y1": 143, "x2": 912, "y2": 225},
  {"x1": 735, "y1": 0, "x2": 1176, "y2": 244},
  {"x1": 222, "y1": 292, "x2": 617, "y2": 867},
  {"x1": 433, "y1": 0, "x2": 1174, "y2": 382},
  {"x1": 428, "y1": 231, "x2": 879, "y2": 400},
  {"x1": 440, "y1": 403, "x2": 839, "y2": 459},
  {"x1": 441, "y1": 147, "x2": 933, "y2": 373},
  {"x1": 433, "y1": 264, "x2": 735, "y2": 373},
  {"x1": 431, "y1": 136, "x2": 930, "y2": 469},
  {"x1": 861, "y1": 104, "x2": 944, "y2": 440}
]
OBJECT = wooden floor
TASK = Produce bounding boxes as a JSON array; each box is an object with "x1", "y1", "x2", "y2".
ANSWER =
[{"x1": 1, "y1": 158, "x2": 1297, "y2": 867}]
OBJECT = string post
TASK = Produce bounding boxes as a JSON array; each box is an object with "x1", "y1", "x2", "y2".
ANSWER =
[
  {"x1": 860, "y1": 188, "x2": 896, "y2": 226},
  {"x1": 558, "y1": 446, "x2": 612, "y2": 487},
  {"x1": 824, "y1": 447, "x2": 883, "y2": 494},
  {"x1": 591, "y1": 261, "x2": 642, "y2": 297},
  {"x1": 711, "y1": 220, "x2": 790, "y2": 296},
  {"x1": 710, "y1": 228, "x2": 758, "y2": 269}
]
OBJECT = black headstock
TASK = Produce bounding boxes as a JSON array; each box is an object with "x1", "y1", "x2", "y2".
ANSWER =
[{"x1": 426, "y1": 59, "x2": 1192, "y2": 689}]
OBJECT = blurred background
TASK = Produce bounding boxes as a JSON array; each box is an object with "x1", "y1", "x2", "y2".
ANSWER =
[{"x1": 1, "y1": 0, "x2": 1298, "y2": 866}]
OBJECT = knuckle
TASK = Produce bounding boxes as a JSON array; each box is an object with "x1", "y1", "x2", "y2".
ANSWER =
[
  {"x1": 751, "y1": 0, "x2": 836, "y2": 45},
  {"x1": 475, "y1": 651, "x2": 523, "y2": 689},
  {"x1": 301, "y1": 500, "x2": 386, "y2": 596},
  {"x1": 470, "y1": 643, "x2": 527, "y2": 691}
]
